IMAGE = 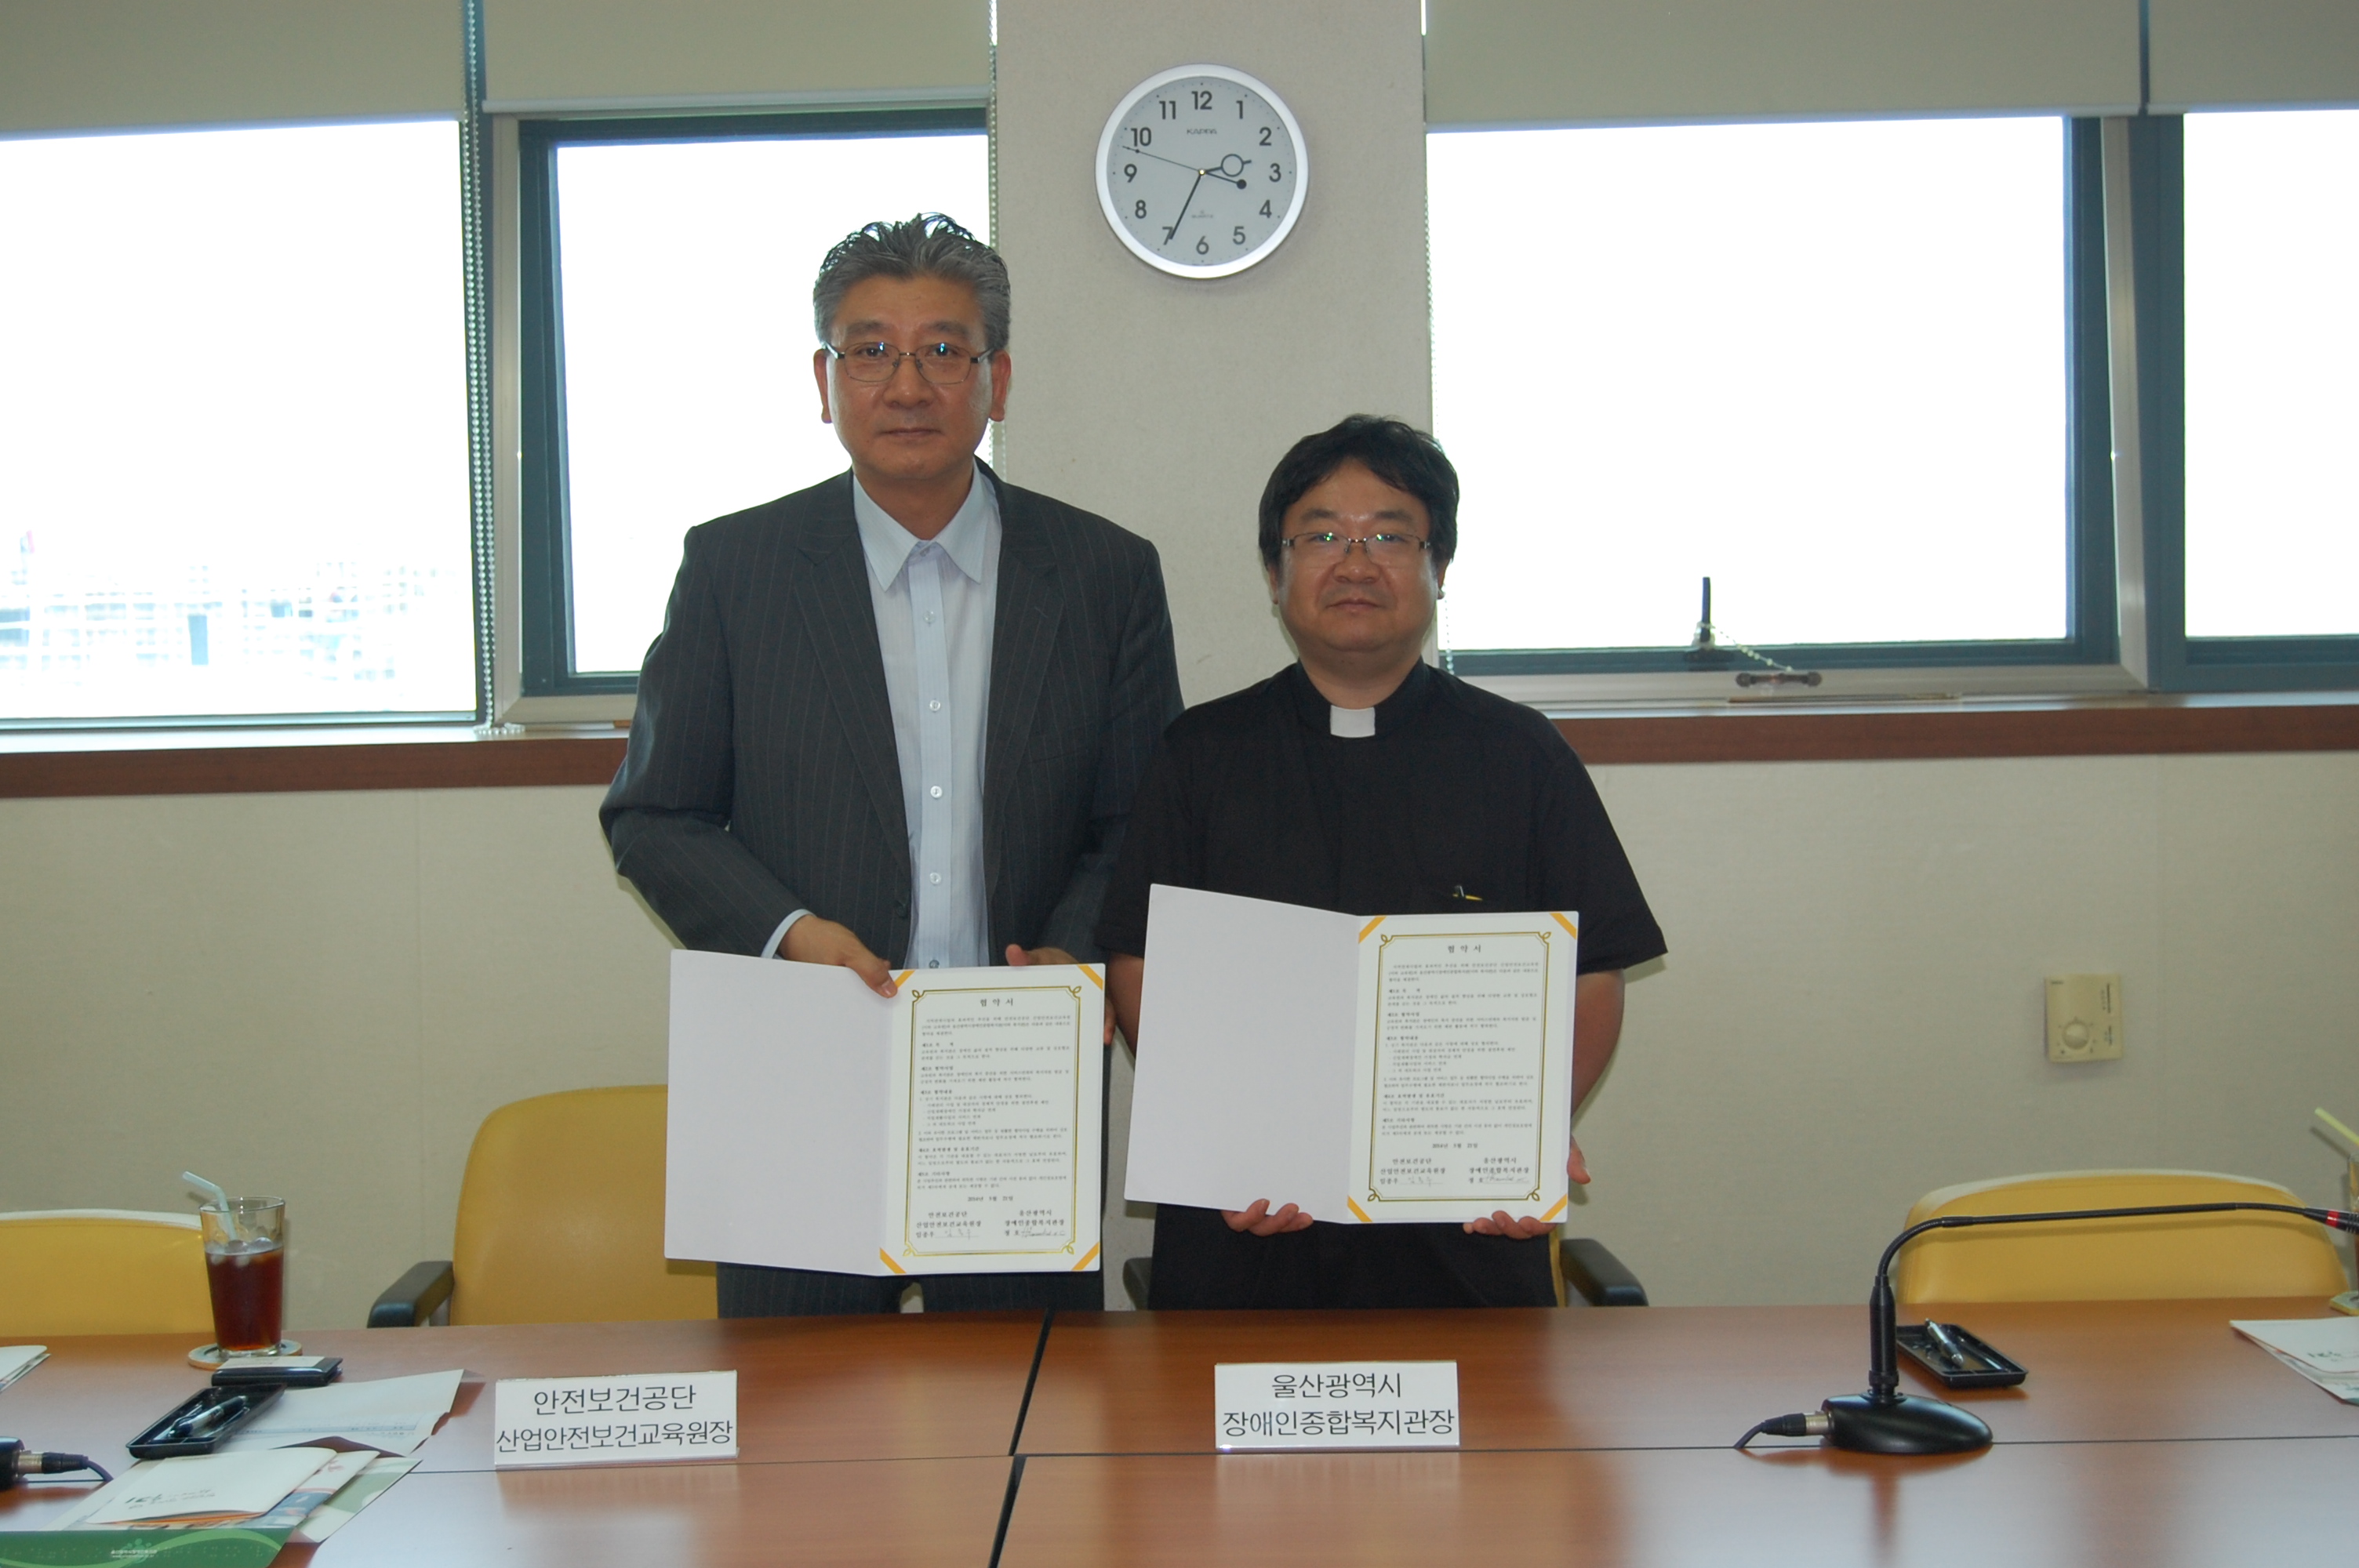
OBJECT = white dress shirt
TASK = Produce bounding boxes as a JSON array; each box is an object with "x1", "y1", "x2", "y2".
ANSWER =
[{"x1": 765, "y1": 466, "x2": 1000, "y2": 970}]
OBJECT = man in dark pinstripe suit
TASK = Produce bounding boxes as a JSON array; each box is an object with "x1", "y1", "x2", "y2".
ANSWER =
[{"x1": 602, "y1": 215, "x2": 1181, "y2": 1317}]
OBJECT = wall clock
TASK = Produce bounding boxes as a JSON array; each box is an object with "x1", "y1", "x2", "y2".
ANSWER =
[{"x1": 1095, "y1": 64, "x2": 1307, "y2": 279}]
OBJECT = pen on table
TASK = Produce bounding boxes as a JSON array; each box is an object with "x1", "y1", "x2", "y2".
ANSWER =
[
  {"x1": 166, "y1": 1395, "x2": 250, "y2": 1443},
  {"x1": 1924, "y1": 1319, "x2": 1973, "y2": 1370}
]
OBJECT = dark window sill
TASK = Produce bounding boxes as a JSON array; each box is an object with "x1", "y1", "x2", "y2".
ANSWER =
[{"x1": 0, "y1": 695, "x2": 2354, "y2": 800}]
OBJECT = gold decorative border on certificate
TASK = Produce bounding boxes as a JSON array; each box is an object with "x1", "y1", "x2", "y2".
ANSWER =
[
  {"x1": 1364, "y1": 929, "x2": 1554, "y2": 1207},
  {"x1": 900, "y1": 983, "x2": 1088, "y2": 1259}
]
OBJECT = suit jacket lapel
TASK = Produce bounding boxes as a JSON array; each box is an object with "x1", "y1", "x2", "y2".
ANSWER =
[
  {"x1": 982, "y1": 465, "x2": 1063, "y2": 910},
  {"x1": 788, "y1": 474, "x2": 911, "y2": 874}
]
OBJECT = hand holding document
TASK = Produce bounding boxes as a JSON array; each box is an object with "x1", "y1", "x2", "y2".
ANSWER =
[
  {"x1": 1126, "y1": 887, "x2": 1578, "y2": 1226},
  {"x1": 667, "y1": 952, "x2": 1105, "y2": 1276}
]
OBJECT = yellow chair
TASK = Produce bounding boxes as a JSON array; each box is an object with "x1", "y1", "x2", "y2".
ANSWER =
[
  {"x1": 1895, "y1": 1169, "x2": 2350, "y2": 1303},
  {"x1": 0, "y1": 1210, "x2": 215, "y2": 1338},
  {"x1": 370, "y1": 1086, "x2": 715, "y2": 1327}
]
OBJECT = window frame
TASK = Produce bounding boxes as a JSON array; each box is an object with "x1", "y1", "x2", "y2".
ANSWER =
[
  {"x1": 2127, "y1": 113, "x2": 2359, "y2": 693},
  {"x1": 493, "y1": 104, "x2": 989, "y2": 724},
  {"x1": 1436, "y1": 117, "x2": 2142, "y2": 708}
]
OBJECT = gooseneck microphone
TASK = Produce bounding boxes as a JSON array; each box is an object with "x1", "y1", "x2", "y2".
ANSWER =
[{"x1": 1736, "y1": 1200, "x2": 2359, "y2": 1455}]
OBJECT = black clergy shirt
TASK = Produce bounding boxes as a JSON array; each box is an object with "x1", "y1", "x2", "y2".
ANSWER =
[
  {"x1": 1095, "y1": 659, "x2": 1666, "y2": 1311},
  {"x1": 1096, "y1": 659, "x2": 1664, "y2": 968}
]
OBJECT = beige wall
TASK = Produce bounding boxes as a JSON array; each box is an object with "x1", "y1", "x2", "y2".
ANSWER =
[{"x1": 3, "y1": 750, "x2": 2351, "y2": 1329}]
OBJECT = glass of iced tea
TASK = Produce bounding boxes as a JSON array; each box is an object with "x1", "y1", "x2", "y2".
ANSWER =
[{"x1": 200, "y1": 1197, "x2": 286, "y2": 1353}]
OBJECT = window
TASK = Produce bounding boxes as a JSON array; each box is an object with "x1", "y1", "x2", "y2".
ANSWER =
[
  {"x1": 1427, "y1": 116, "x2": 2116, "y2": 689},
  {"x1": 0, "y1": 121, "x2": 472, "y2": 724},
  {"x1": 2180, "y1": 111, "x2": 2359, "y2": 642},
  {"x1": 512, "y1": 111, "x2": 989, "y2": 704}
]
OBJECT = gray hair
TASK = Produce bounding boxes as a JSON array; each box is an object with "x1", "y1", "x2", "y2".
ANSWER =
[{"x1": 811, "y1": 213, "x2": 1011, "y2": 354}]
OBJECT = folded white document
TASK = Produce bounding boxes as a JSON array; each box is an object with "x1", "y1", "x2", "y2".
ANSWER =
[
  {"x1": 1126, "y1": 886, "x2": 1578, "y2": 1225},
  {"x1": 216, "y1": 1368, "x2": 464, "y2": 1456},
  {"x1": 0, "y1": 1345, "x2": 45, "y2": 1390},
  {"x1": 2231, "y1": 1316, "x2": 2359, "y2": 1403},
  {"x1": 68, "y1": 1447, "x2": 339, "y2": 1527},
  {"x1": 667, "y1": 952, "x2": 1106, "y2": 1276}
]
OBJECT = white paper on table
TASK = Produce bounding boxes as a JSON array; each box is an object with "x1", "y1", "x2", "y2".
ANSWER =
[
  {"x1": 2231, "y1": 1316, "x2": 2359, "y2": 1370},
  {"x1": 667, "y1": 949, "x2": 1105, "y2": 1276},
  {"x1": 0, "y1": 1345, "x2": 45, "y2": 1390},
  {"x1": 216, "y1": 1368, "x2": 463, "y2": 1457},
  {"x1": 1126, "y1": 887, "x2": 1577, "y2": 1225},
  {"x1": 73, "y1": 1448, "x2": 338, "y2": 1526}
]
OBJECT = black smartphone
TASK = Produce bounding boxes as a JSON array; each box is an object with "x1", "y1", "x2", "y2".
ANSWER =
[{"x1": 213, "y1": 1355, "x2": 343, "y2": 1388}]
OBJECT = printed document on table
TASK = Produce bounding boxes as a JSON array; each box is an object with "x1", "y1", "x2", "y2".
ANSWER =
[
  {"x1": 1126, "y1": 887, "x2": 1576, "y2": 1225},
  {"x1": 217, "y1": 1369, "x2": 464, "y2": 1456},
  {"x1": 667, "y1": 951, "x2": 1103, "y2": 1277}
]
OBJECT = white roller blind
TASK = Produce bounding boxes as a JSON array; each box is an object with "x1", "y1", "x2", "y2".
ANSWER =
[
  {"x1": 484, "y1": 0, "x2": 990, "y2": 111},
  {"x1": 1425, "y1": 0, "x2": 2141, "y2": 127},
  {"x1": 2150, "y1": 0, "x2": 2359, "y2": 111},
  {"x1": 0, "y1": 0, "x2": 460, "y2": 135}
]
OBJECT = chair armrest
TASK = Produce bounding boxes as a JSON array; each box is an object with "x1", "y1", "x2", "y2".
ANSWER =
[
  {"x1": 369, "y1": 1261, "x2": 454, "y2": 1327},
  {"x1": 1121, "y1": 1255, "x2": 1153, "y2": 1310},
  {"x1": 1561, "y1": 1239, "x2": 1648, "y2": 1307}
]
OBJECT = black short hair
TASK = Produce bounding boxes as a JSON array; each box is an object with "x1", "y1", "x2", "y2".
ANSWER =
[
  {"x1": 1257, "y1": 416, "x2": 1459, "y2": 572},
  {"x1": 812, "y1": 213, "x2": 1010, "y2": 353}
]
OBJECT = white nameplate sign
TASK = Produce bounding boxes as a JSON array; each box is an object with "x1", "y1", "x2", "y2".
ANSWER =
[
  {"x1": 1213, "y1": 1361, "x2": 1459, "y2": 1451},
  {"x1": 491, "y1": 1370, "x2": 738, "y2": 1467}
]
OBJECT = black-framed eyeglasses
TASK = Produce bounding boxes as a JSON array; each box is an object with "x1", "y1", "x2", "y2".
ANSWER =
[
  {"x1": 1281, "y1": 532, "x2": 1433, "y2": 565},
  {"x1": 828, "y1": 340, "x2": 990, "y2": 385}
]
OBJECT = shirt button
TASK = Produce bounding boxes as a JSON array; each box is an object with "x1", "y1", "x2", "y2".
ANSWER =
[
  {"x1": 929, "y1": 960, "x2": 940, "y2": 968},
  {"x1": 928, "y1": 699, "x2": 942, "y2": 712},
  {"x1": 929, "y1": 785, "x2": 943, "y2": 798},
  {"x1": 923, "y1": 611, "x2": 936, "y2": 624},
  {"x1": 929, "y1": 872, "x2": 943, "y2": 884}
]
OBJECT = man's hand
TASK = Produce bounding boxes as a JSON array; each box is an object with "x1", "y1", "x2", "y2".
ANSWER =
[
  {"x1": 781, "y1": 916, "x2": 896, "y2": 997},
  {"x1": 1222, "y1": 1199, "x2": 1314, "y2": 1236},
  {"x1": 1463, "y1": 1141, "x2": 1590, "y2": 1239},
  {"x1": 1005, "y1": 944, "x2": 1115, "y2": 1043}
]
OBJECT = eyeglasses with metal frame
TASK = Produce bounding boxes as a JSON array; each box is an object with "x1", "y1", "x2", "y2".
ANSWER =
[
  {"x1": 828, "y1": 340, "x2": 992, "y2": 385},
  {"x1": 1281, "y1": 532, "x2": 1434, "y2": 565}
]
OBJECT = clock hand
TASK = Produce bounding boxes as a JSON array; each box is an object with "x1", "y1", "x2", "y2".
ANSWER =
[
  {"x1": 1129, "y1": 147, "x2": 1209, "y2": 176},
  {"x1": 1161, "y1": 169, "x2": 1206, "y2": 250}
]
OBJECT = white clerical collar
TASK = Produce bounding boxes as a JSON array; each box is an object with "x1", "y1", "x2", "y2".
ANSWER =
[
  {"x1": 1329, "y1": 705, "x2": 1377, "y2": 739},
  {"x1": 851, "y1": 465, "x2": 998, "y2": 590}
]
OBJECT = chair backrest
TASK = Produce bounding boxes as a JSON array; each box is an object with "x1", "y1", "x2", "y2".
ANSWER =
[
  {"x1": 0, "y1": 1210, "x2": 214, "y2": 1338},
  {"x1": 1895, "y1": 1169, "x2": 2350, "y2": 1303},
  {"x1": 449, "y1": 1085, "x2": 715, "y2": 1325}
]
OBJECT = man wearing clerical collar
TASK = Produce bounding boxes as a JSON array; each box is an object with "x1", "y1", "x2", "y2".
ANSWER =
[{"x1": 1096, "y1": 415, "x2": 1666, "y2": 1310}]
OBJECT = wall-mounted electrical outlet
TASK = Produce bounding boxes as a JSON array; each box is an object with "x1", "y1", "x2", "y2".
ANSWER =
[{"x1": 2047, "y1": 974, "x2": 2123, "y2": 1063}]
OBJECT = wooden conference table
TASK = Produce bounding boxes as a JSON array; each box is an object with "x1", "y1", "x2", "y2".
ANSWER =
[{"x1": 1, "y1": 1299, "x2": 2351, "y2": 1566}]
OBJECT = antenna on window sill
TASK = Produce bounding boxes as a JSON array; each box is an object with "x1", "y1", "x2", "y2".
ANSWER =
[{"x1": 1682, "y1": 575, "x2": 1822, "y2": 688}]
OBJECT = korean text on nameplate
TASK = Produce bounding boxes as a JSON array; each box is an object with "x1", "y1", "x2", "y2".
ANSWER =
[
  {"x1": 1213, "y1": 1361, "x2": 1459, "y2": 1451},
  {"x1": 490, "y1": 1370, "x2": 738, "y2": 1468}
]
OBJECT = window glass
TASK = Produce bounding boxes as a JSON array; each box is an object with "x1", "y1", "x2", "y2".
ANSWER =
[
  {"x1": 552, "y1": 132, "x2": 989, "y2": 676},
  {"x1": 0, "y1": 121, "x2": 471, "y2": 722},
  {"x1": 2182, "y1": 109, "x2": 2359, "y2": 640},
  {"x1": 1427, "y1": 118, "x2": 2070, "y2": 656}
]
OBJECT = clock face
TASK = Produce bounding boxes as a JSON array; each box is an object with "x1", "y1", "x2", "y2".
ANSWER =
[{"x1": 1095, "y1": 64, "x2": 1307, "y2": 279}]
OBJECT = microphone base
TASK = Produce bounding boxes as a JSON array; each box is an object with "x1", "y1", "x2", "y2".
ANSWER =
[{"x1": 1823, "y1": 1392, "x2": 1992, "y2": 1455}]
